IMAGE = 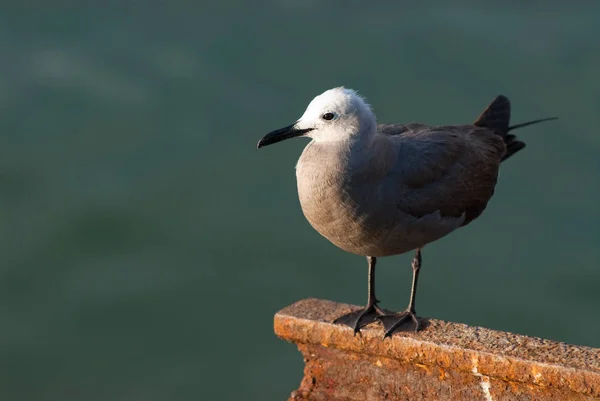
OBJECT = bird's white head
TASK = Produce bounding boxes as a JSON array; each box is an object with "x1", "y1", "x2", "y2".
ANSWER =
[
  {"x1": 296, "y1": 87, "x2": 376, "y2": 142},
  {"x1": 257, "y1": 87, "x2": 377, "y2": 149}
]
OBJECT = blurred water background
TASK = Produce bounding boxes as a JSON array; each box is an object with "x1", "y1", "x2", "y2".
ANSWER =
[{"x1": 1, "y1": 2, "x2": 599, "y2": 400}]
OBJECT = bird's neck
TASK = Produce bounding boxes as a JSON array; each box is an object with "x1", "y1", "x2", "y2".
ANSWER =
[{"x1": 353, "y1": 111, "x2": 377, "y2": 148}]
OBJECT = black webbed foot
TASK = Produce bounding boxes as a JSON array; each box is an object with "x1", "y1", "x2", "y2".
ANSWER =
[
  {"x1": 379, "y1": 309, "x2": 420, "y2": 338},
  {"x1": 333, "y1": 303, "x2": 388, "y2": 334}
]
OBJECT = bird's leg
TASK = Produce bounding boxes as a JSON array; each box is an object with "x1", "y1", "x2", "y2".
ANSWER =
[
  {"x1": 333, "y1": 256, "x2": 387, "y2": 334},
  {"x1": 379, "y1": 248, "x2": 422, "y2": 337}
]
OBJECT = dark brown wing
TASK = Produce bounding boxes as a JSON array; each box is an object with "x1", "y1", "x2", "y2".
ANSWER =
[
  {"x1": 382, "y1": 96, "x2": 555, "y2": 225},
  {"x1": 388, "y1": 125, "x2": 505, "y2": 226}
]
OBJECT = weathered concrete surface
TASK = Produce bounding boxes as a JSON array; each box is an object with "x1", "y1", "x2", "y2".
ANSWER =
[{"x1": 274, "y1": 298, "x2": 600, "y2": 401}]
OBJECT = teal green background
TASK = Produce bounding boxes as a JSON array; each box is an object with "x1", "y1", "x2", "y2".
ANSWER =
[{"x1": 1, "y1": 3, "x2": 599, "y2": 400}]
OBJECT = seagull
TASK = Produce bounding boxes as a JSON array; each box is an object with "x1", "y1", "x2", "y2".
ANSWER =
[{"x1": 257, "y1": 87, "x2": 556, "y2": 338}]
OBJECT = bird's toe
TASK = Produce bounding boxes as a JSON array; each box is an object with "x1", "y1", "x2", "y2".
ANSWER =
[
  {"x1": 379, "y1": 310, "x2": 421, "y2": 338},
  {"x1": 333, "y1": 304, "x2": 387, "y2": 334}
]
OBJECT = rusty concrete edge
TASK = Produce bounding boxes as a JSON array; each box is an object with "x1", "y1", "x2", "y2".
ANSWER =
[{"x1": 274, "y1": 298, "x2": 600, "y2": 397}]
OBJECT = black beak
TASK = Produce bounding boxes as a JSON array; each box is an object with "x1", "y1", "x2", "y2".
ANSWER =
[{"x1": 257, "y1": 124, "x2": 313, "y2": 149}]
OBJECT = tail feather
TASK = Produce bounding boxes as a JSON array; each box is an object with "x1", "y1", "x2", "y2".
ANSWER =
[
  {"x1": 502, "y1": 138, "x2": 526, "y2": 162},
  {"x1": 501, "y1": 117, "x2": 558, "y2": 161},
  {"x1": 508, "y1": 117, "x2": 558, "y2": 131},
  {"x1": 474, "y1": 95, "x2": 557, "y2": 162}
]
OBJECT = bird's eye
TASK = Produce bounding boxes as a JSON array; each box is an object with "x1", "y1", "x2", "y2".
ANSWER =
[{"x1": 322, "y1": 112, "x2": 335, "y2": 121}]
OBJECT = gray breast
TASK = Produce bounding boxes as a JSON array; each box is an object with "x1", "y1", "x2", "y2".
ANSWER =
[{"x1": 296, "y1": 142, "x2": 415, "y2": 256}]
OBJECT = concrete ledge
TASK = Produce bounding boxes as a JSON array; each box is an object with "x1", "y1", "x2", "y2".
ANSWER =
[{"x1": 274, "y1": 298, "x2": 600, "y2": 401}]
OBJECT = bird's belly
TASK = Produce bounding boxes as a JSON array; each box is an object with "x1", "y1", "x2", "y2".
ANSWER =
[
  {"x1": 297, "y1": 181, "x2": 417, "y2": 257},
  {"x1": 297, "y1": 180, "x2": 465, "y2": 257}
]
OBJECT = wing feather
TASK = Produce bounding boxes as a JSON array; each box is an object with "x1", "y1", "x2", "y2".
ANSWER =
[{"x1": 379, "y1": 124, "x2": 505, "y2": 226}]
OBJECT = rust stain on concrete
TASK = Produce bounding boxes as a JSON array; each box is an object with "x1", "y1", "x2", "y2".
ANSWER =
[{"x1": 275, "y1": 298, "x2": 600, "y2": 401}]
